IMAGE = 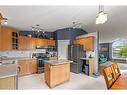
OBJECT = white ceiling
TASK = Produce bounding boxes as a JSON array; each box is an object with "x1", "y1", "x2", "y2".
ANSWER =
[{"x1": 0, "y1": 6, "x2": 127, "y2": 43}]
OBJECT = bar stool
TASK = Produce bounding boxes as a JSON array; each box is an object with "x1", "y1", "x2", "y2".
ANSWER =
[
  {"x1": 111, "y1": 63, "x2": 121, "y2": 79},
  {"x1": 103, "y1": 66, "x2": 116, "y2": 89}
]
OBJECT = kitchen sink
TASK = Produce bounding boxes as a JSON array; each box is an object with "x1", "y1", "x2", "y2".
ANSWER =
[{"x1": 0, "y1": 61, "x2": 16, "y2": 65}]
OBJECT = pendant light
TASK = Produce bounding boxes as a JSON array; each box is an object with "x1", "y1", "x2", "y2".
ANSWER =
[
  {"x1": 96, "y1": 5, "x2": 108, "y2": 24},
  {"x1": 31, "y1": 24, "x2": 44, "y2": 33},
  {"x1": 72, "y1": 21, "x2": 82, "y2": 29},
  {"x1": 3, "y1": 18, "x2": 8, "y2": 25},
  {"x1": 31, "y1": 24, "x2": 46, "y2": 34},
  {"x1": 0, "y1": 13, "x2": 8, "y2": 25}
]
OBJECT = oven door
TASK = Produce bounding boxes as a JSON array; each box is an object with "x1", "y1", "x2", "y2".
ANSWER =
[{"x1": 38, "y1": 59, "x2": 45, "y2": 67}]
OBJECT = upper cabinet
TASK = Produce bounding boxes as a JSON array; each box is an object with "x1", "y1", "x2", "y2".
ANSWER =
[
  {"x1": 35, "y1": 38, "x2": 55, "y2": 47},
  {"x1": 0, "y1": 26, "x2": 2, "y2": 50},
  {"x1": 12, "y1": 32, "x2": 19, "y2": 50},
  {"x1": 0, "y1": 26, "x2": 19, "y2": 51},
  {"x1": 19, "y1": 36, "x2": 36, "y2": 50},
  {"x1": 46, "y1": 39, "x2": 55, "y2": 46},
  {"x1": 19, "y1": 36, "x2": 55, "y2": 50},
  {"x1": 35, "y1": 38, "x2": 47, "y2": 47},
  {"x1": 0, "y1": 26, "x2": 56, "y2": 51},
  {"x1": 74, "y1": 36, "x2": 94, "y2": 51}
]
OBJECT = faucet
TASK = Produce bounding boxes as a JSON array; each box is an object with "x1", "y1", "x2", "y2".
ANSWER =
[
  {"x1": 0, "y1": 56, "x2": 2, "y2": 61},
  {"x1": 0, "y1": 57, "x2": 2, "y2": 65},
  {"x1": 0, "y1": 55, "x2": 3, "y2": 64}
]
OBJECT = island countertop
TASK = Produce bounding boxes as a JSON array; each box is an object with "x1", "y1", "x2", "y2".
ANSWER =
[
  {"x1": 45, "y1": 59, "x2": 73, "y2": 66},
  {"x1": 0, "y1": 63, "x2": 18, "y2": 79}
]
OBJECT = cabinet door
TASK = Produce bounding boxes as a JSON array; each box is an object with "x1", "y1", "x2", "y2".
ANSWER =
[
  {"x1": 30, "y1": 38, "x2": 36, "y2": 50},
  {"x1": 74, "y1": 39, "x2": 82, "y2": 45},
  {"x1": 19, "y1": 37, "x2": 23, "y2": 50},
  {"x1": 0, "y1": 76, "x2": 16, "y2": 89},
  {"x1": 1, "y1": 27, "x2": 12, "y2": 50},
  {"x1": 35, "y1": 39, "x2": 42, "y2": 46},
  {"x1": 0, "y1": 27, "x2": 19, "y2": 51},
  {"x1": 19, "y1": 37, "x2": 36, "y2": 50},
  {"x1": 50, "y1": 64, "x2": 70, "y2": 87},
  {"x1": 12, "y1": 32, "x2": 19, "y2": 50},
  {"x1": 25, "y1": 60, "x2": 31, "y2": 75},
  {"x1": 24, "y1": 37, "x2": 32, "y2": 50},
  {"x1": 35, "y1": 39, "x2": 47, "y2": 46},
  {"x1": 24, "y1": 59, "x2": 37, "y2": 75},
  {"x1": 19, "y1": 36, "x2": 27, "y2": 50},
  {"x1": 44, "y1": 63, "x2": 50, "y2": 85},
  {"x1": 74, "y1": 36, "x2": 94, "y2": 51},
  {"x1": 41, "y1": 39, "x2": 48, "y2": 46},
  {"x1": 18, "y1": 60, "x2": 27, "y2": 76},
  {"x1": 82, "y1": 36, "x2": 94, "y2": 51},
  {"x1": 29, "y1": 59, "x2": 37, "y2": 74},
  {"x1": 47, "y1": 40, "x2": 55, "y2": 46},
  {"x1": 0, "y1": 26, "x2": 2, "y2": 50},
  {"x1": 18, "y1": 59, "x2": 37, "y2": 76}
]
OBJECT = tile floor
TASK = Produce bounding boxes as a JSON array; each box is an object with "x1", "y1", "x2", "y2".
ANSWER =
[
  {"x1": 18, "y1": 70, "x2": 127, "y2": 90},
  {"x1": 18, "y1": 72, "x2": 107, "y2": 89}
]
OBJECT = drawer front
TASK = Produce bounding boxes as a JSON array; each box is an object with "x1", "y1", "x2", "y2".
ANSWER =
[{"x1": 70, "y1": 63, "x2": 79, "y2": 74}]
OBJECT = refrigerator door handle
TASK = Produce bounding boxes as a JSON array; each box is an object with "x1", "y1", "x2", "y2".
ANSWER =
[{"x1": 71, "y1": 46, "x2": 73, "y2": 60}]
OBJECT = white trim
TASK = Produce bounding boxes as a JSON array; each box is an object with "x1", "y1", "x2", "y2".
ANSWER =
[{"x1": 112, "y1": 57, "x2": 127, "y2": 60}]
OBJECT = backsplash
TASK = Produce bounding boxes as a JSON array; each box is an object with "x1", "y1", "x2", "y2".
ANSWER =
[
  {"x1": 0, "y1": 50, "x2": 57, "y2": 58},
  {"x1": 0, "y1": 51, "x2": 33, "y2": 58}
]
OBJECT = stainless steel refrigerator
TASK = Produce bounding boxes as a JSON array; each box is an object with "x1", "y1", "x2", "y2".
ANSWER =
[{"x1": 68, "y1": 44, "x2": 85, "y2": 74}]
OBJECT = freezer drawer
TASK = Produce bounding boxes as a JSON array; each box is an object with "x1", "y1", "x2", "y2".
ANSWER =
[
  {"x1": 70, "y1": 63, "x2": 79, "y2": 74},
  {"x1": 70, "y1": 61, "x2": 83, "y2": 74}
]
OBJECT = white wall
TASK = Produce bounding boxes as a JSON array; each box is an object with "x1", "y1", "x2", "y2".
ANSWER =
[
  {"x1": 57, "y1": 40, "x2": 70, "y2": 59},
  {"x1": 76, "y1": 32, "x2": 99, "y2": 74}
]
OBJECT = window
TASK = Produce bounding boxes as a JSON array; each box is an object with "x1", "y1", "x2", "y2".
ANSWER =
[{"x1": 112, "y1": 39, "x2": 127, "y2": 59}]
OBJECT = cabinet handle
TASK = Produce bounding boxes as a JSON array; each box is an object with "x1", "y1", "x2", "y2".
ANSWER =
[{"x1": 18, "y1": 66, "x2": 20, "y2": 73}]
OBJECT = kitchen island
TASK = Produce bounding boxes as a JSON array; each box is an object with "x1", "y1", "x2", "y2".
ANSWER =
[{"x1": 44, "y1": 59, "x2": 72, "y2": 88}]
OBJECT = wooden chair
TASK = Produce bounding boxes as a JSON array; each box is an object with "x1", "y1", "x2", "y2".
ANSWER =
[
  {"x1": 111, "y1": 63, "x2": 121, "y2": 79},
  {"x1": 103, "y1": 66, "x2": 116, "y2": 89}
]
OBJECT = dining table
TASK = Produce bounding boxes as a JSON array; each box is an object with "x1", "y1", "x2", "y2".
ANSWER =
[{"x1": 110, "y1": 72, "x2": 127, "y2": 89}]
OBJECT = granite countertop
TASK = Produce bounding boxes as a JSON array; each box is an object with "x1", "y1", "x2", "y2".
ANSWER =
[
  {"x1": 80, "y1": 58, "x2": 94, "y2": 60},
  {"x1": 45, "y1": 59, "x2": 73, "y2": 66},
  {"x1": 0, "y1": 63, "x2": 18, "y2": 79},
  {"x1": 1, "y1": 57, "x2": 37, "y2": 61}
]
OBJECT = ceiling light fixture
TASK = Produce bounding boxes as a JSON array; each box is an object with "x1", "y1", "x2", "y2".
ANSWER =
[
  {"x1": 3, "y1": 18, "x2": 8, "y2": 25},
  {"x1": 72, "y1": 21, "x2": 82, "y2": 29},
  {"x1": 31, "y1": 24, "x2": 45, "y2": 33},
  {"x1": 96, "y1": 5, "x2": 108, "y2": 24},
  {"x1": 0, "y1": 13, "x2": 8, "y2": 25}
]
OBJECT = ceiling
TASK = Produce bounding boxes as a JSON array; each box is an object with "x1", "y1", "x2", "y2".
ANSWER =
[{"x1": 0, "y1": 6, "x2": 127, "y2": 43}]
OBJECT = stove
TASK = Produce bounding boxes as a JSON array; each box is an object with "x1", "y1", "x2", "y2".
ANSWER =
[
  {"x1": 37, "y1": 56, "x2": 49, "y2": 73},
  {"x1": 32, "y1": 53, "x2": 49, "y2": 74}
]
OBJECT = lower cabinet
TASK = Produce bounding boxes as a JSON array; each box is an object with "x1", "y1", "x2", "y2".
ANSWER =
[
  {"x1": 0, "y1": 76, "x2": 17, "y2": 89},
  {"x1": 18, "y1": 60, "x2": 27, "y2": 76},
  {"x1": 18, "y1": 59, "x2": 37, "y2": 76}
]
